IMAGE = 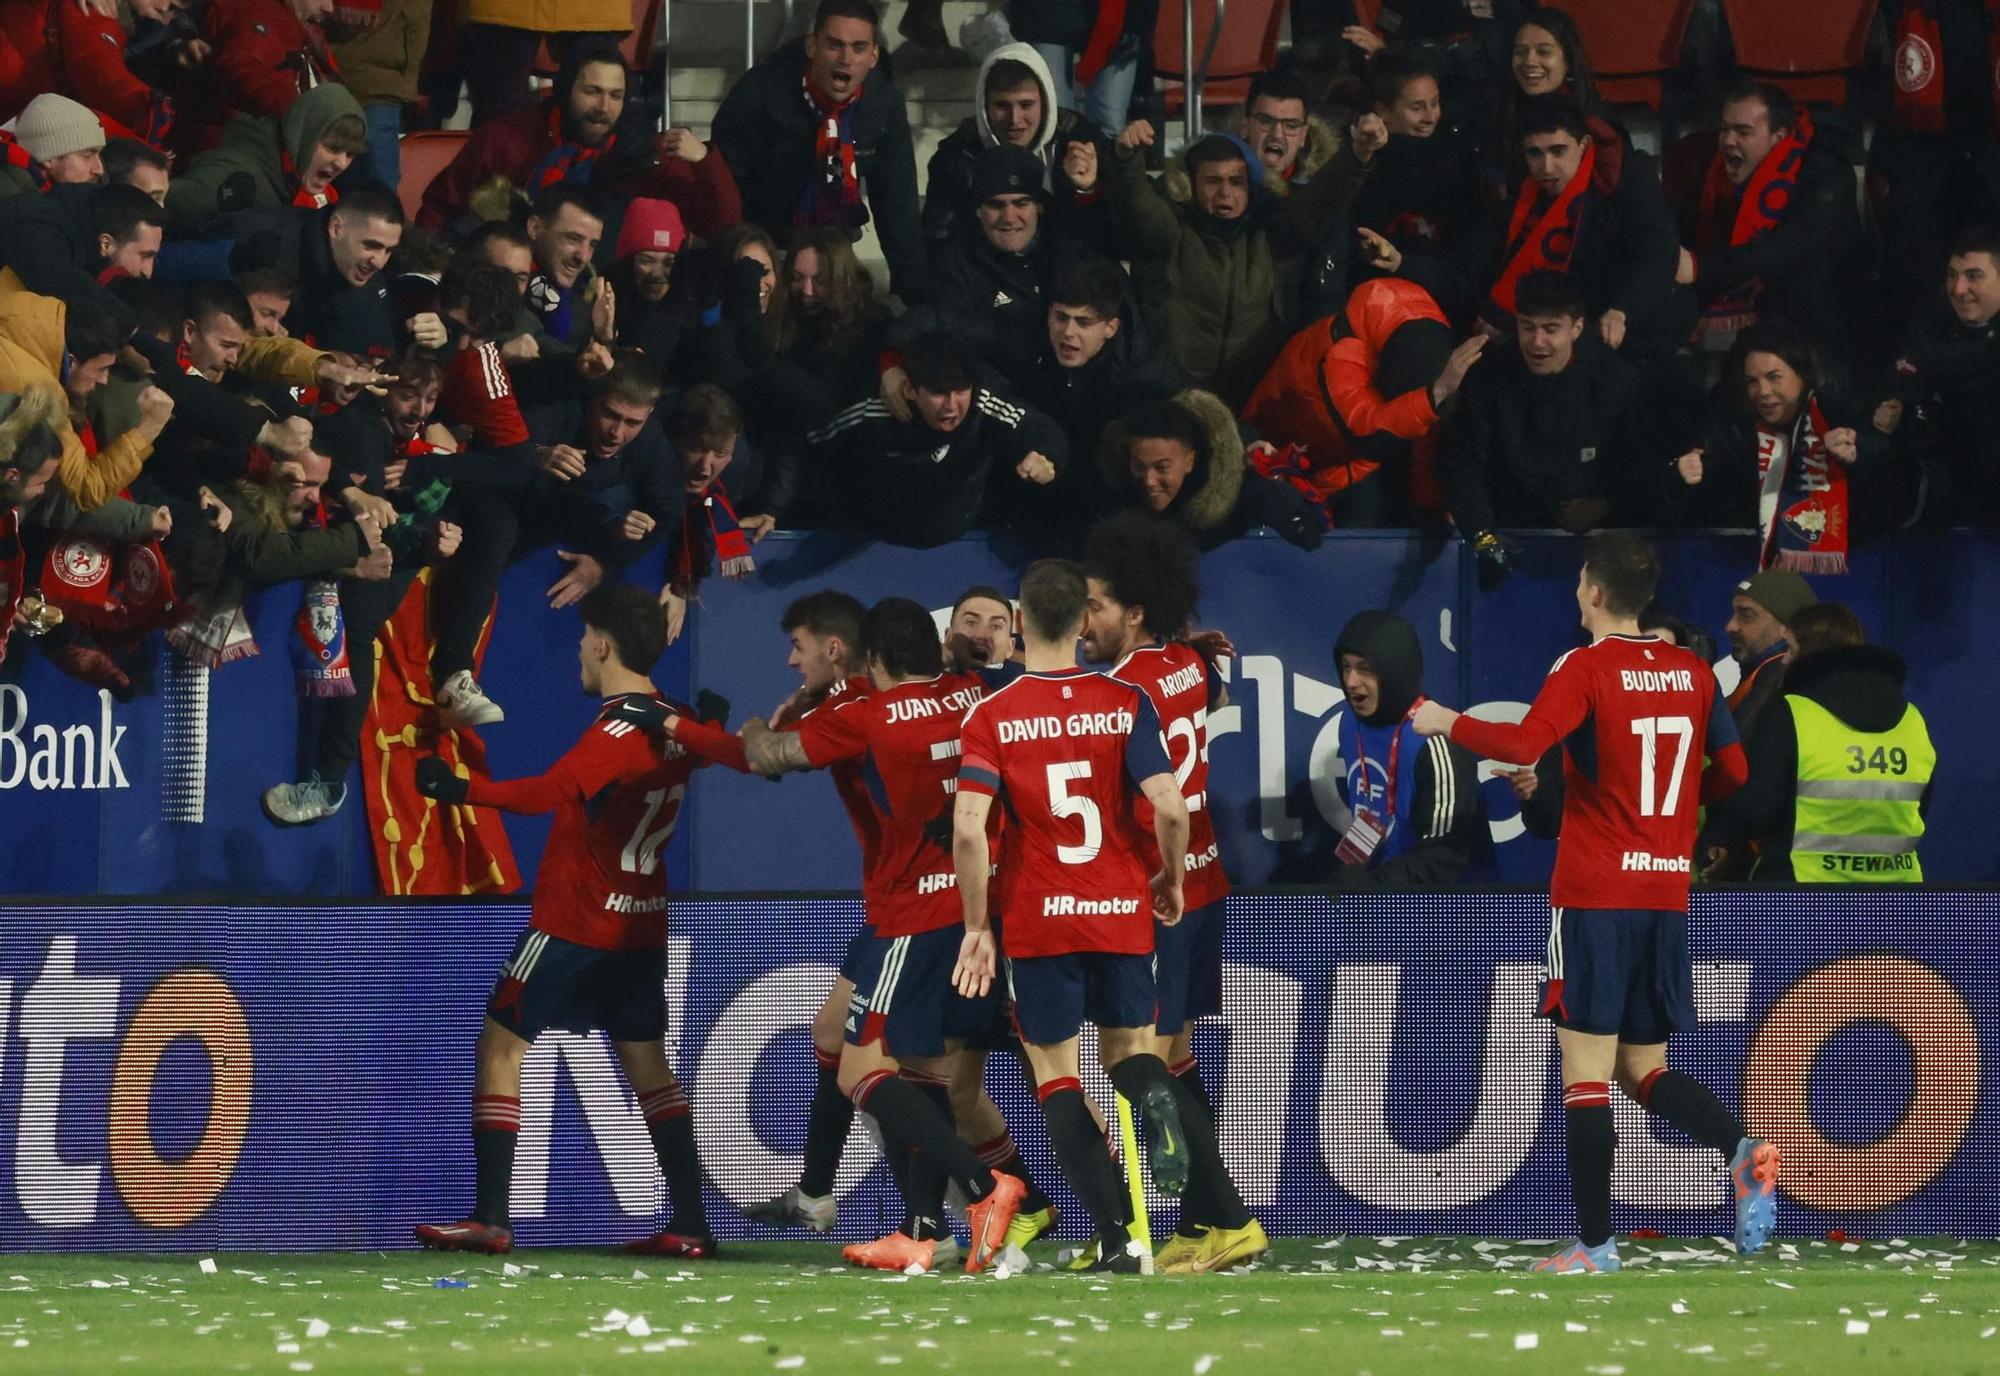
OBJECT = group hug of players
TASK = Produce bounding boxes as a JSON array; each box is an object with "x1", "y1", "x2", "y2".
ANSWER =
[{"x1": 404, "y1": 518, "x2": 1783, "y2": 1278}]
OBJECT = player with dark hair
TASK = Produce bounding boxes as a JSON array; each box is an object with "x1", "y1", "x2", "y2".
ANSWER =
[
  {"x1": 952, "y1": 559, "x2": 1242, "y2": 1272},
  {"x1": 409, "y1": 583, "x2": 721, "y2": 1258},
  {"x1": 663, "y1": 590, "x2": 878, "y2": 1234},
  {"x1": 1412, "y1": 533, "x2": 1777, "y2": 1274},
  {"x1": 1078, "y1": 515, "x2": 1265, "y2": 1272},
  {"x1": 709, "y1": 596, "x2": 1027, "y2": 1272},
  {"x1": 945, "y1": 584, "x2": 1016, "y2": 672}
]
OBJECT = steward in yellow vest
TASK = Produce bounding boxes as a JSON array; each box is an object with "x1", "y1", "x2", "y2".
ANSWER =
[{"x1": 1701, "y1": 643, "x2": 1934, "y2": 882}]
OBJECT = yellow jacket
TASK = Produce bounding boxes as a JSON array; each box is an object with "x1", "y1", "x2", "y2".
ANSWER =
[
  {"x1": 462, "y1": 0, "x2": 629, "y2": 34},
  {"x1": 0, "y1": 291, "x2": 153, "y2": 512}
]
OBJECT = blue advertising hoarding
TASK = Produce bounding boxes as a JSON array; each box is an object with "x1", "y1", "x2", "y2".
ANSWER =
[
  {"x1": 0, "y1": 531, "x2": 1994, "y2": 894},
  {"x1": 0, "y1": 892, "x2": 1991, "y2": 1250}
]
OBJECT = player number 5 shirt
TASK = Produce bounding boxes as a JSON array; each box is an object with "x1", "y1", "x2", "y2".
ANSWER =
[{"x1": 957, "y1": 668, "x2": 1175, "y2": 957}]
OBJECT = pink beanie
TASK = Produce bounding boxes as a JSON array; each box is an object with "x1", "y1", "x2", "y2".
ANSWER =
[{"x1": 618, "y1": 198, "x2": 686, "y2": 258}]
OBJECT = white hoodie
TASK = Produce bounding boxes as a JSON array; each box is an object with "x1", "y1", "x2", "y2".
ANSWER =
[{"x1": 975, "y1": 41, "x2": 1060, "y2": 160}]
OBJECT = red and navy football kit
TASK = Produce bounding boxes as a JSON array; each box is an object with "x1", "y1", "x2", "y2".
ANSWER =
[
  {"x1": 1111, "y1": 640, "x2": 1230, "y2": 1034},
  {"x1": 672, "y1": 676, "x2": 880, "y2": 980},
  {"x1": 473, "y1": 693, "x2": 703, "y2": 1042},
  {"x1": 795, "y1": 675, "x2": 991, "y2": 1058},
  {"x1": 1449, "y1": 635, "x2": 1747, "y2": 1040},
  {"x1": 957, "y1": 667, "x2": 1175, "y2": 1045}
]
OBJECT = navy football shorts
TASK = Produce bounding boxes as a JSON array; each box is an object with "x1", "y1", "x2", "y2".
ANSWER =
[
  {"x1": 1008, "y1": 950, "x2": 1158, "y2": 1047},
  {"x1": 487, "y1": 927, "x2": 666, "y2": 1043},
  {"x1": 1539, "y1": 905, "x2": 1694, "y2": 1044},
  {"x1": 836, "y1": 923, "x2": 874, "y2": 986},
  {"x1": 844, "y1": 925, "x2": 989, "y2": 1060},
  {"x1": 1154, "y1": 899, "x2": 1225, "y2": 1034}
]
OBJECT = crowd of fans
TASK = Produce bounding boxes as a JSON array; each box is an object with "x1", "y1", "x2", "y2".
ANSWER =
[{"x1": 0, "y1": 0, "x2": 1984, "y2": 840}]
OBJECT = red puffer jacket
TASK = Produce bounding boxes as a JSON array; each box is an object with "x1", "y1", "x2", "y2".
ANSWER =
[{"x1": 1242, "y1": 276, "x2": 1449, "y2": 500}]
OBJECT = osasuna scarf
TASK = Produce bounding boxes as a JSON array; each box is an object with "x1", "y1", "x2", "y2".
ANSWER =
[
  {"x1": 1891, "y1": 0, "x2": 2000, "y2": 137},
  {"x1": 798, "y1": 72, "x2": 864, "y2": 228},
  {"x1": 1482, "y1": 137, "x2": 1597, "y2": 332},
  {"x1": 527, "y1": 101, "x2": 616, "y2": 193},
  {"x1": 1755, "y1": 394, "x2": 1851, "y2": 575},
  {"x1": 674, "y1": 483, "x2": 756, "y2": 593},
  {"x1": 280, "y1": 147, "x2": 341, "y2": 209},
  {"x1": 37, "y1": 421, "x2": 180, "y2": 636},
  {"x1": 289, "y1": 502, "x2": 354, "y2": 696},
  {"x1": 1694, "y1": 112, "x2": 1813, "y2": 342}
]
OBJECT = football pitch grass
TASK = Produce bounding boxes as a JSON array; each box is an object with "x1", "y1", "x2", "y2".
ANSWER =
[{"x1": 3, "y1": 1237, "x2": 1994, "y2": 1376}]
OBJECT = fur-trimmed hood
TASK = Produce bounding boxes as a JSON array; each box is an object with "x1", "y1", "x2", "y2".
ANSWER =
[
  {"x1": 1163, "y1": 115, "x2": 1344, "y2": 203},
  {"x1": 0, "y1": 380, "x2": 62, "y2": 469},
  {"x1": 1098, "y1": 387, "x2": 1246, "y2": 531}
]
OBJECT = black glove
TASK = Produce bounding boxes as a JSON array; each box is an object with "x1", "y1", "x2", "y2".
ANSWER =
[
  {"x1": 414, "y1": 755, "x2": 469, "y2": 804},
  {"x1": 694, "y1": 688, "x2": 732, "y2": 727},
  {"x1": 602, "y1": 694, "x2": 669, "y2": 733},
  {"x1": 1281, "y1": 511, "x2": 1327, "y2": 552},
  {"x1": 1472, "y1": 529, "x2": 1518, "y2": 592}
]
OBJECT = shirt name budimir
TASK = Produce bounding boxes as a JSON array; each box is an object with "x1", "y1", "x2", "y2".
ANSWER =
[{"x1": 1620, "y1": 669, "x2": 1695, "y2": 692}]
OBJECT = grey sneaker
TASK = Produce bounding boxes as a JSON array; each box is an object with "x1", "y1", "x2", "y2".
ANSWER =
[
  {"x1": 437, "y1": 669, "x2": 504, "y2": 727},
  {"x1": 742, "y1": 1185, "x2": 838, "y2": 1233},
  {"x1": 263, "y1": 773, "x2": 348, "y2": 825}
]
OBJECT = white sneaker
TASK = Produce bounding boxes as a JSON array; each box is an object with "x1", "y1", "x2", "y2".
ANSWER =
[
  {"x1": 741, "y1": 1185, "x2": 838, "y2": 1233},
  {"x1": 262, "y1": 773, "x2": 347, "y2": 825},
  {"x1": 437, "y1": 669, "x2": 504, "y2": 727}
]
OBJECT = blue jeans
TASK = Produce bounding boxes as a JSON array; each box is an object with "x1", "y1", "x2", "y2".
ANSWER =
[
  {"x1": 359, "y1": 101, "x2": 404, "y2": 192},
  {"x1": 1033, "y1": 35, "x2": 1140, "y2": 132}
]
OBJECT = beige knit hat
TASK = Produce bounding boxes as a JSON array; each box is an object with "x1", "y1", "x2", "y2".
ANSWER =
[{"x1": 15, "y1": 93, "x2": 106, "y2": 165}]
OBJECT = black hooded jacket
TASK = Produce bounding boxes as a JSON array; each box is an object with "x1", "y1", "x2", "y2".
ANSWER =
[
  {"x1": 1020, "y1": 309, "x2": 1188, "y2": 525},
  {"x1": 712, "y1": 37, "x2": 924, "y2": 301},
  {"x1": 1327, "y1": 610, "x2": 1485, "y2": 888},
  {"x1": 1700, "y1": 645, "x2": 1934, "y2": 880}
]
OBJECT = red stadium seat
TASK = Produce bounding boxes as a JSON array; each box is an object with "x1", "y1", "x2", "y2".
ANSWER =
[
  {"x1": 396, "y1": 129, "x2": 471, "y2": 222},
  {"x1": 1558, "y1": 0, "x2": 1697, "y2": 110},
  {"x1": 1151, "y1": 0, "x2": 1288, "y2": 115},
  {"x1": 1717, "y1": 0, "x2": 1876, "y2": 106}
]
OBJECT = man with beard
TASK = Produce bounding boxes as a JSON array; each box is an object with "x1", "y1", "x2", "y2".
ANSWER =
[
  {"x1": 1330, "y1": 609, "x2": 1484, "y2": 887},
  {"x1": 713, "y1": 0, "x2": 924, "y2": 302},
  {"x1": 417, "y1": 38, "x2": 739, "y2": 243}
]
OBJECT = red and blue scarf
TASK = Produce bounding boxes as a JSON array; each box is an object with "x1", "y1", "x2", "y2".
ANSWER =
[
  {"x1": 1694, "y1": 113, "x2": 1814, "y2": 343},
  {"x1": 1481, "y1": 137, "x2": 1597, "y2": 334},
  {"x1": 1756, "y1": 394, "x2": 1851, "y2": 575},
  {"x1": 797, "y1": 73, "x2": 864, "y2": 228},
  {"x1": 527, "y1": 101, "x2": 617, "y2": 193}
]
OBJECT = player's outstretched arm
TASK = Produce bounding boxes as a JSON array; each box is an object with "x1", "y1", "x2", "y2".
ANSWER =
[
  {"x1": 1138, "y1": 772, "x2": 1189, "y2": 926},
  {"x1": 951, "y1": 791, "x2": 998, "y2": 997},
  {"x1": 664, "y1": 714, "x2": 754, "y2": 773},
  {"x1": 1426, "y1": 663, "x2": 1592, "y2": 766},
  {"x1": 742, "y1": 717, "x2": 813, "y2": 776}
]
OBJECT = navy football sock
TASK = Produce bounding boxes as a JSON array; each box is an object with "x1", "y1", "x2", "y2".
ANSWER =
[
  {"x1": 1563, "y1": 1082, "x2": 1616, "y2": 1247},
  {"x1": 799, "y1": 1046, "x2": 854, "y2": 1197}
]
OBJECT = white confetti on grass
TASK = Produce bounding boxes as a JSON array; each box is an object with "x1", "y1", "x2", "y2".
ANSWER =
[
  {"x1": 1193, "y1": 1356, "x2": 1216, "y2": 1375},
  {"x1": 1514, "y1": 1333, "x2": 1539, "y2": 1350},
  {"x1": 625, "y1": 1317, "x2": 652, "y2": 1338},
  {"x1": 197, "y1": 1260, "x2": 217, "y2": 1276},
  {"x1": 1846, "y1": 1320, "x2": 1870, "y2": 1335},
  {"x1": 775, "y1": 1358, "x2": 805, "y2": 1370}
]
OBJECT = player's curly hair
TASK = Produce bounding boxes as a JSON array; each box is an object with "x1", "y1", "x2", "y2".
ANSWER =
[{"x1": 1081, "y1": 512, "x2": 1201, "y2": 640}]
